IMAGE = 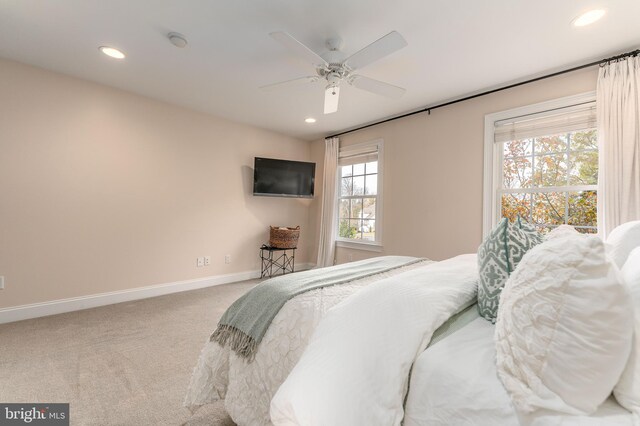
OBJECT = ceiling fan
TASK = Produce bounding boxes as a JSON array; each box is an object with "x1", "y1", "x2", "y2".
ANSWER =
[{"x1": 261, "y1": 31, "x2": 408, "y2": 114}]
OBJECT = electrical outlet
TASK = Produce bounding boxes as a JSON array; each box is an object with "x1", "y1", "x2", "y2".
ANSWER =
[
  {"x1": 0, "y1": 276, "x2": 4, "y2": 290},
  {"x1": 224, "y1": 255, "x2": 231, "y2": 264},
  {"x1": 204, "y1": 256, "x2": 211, "y2": 266},
  {"x1": 197, "y1": 257, "x2": 204, "y2": 267}
]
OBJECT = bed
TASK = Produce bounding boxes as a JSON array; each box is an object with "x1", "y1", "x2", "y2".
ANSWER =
[
  {"x1": 184, "y1": 227, "x2": 639, "y2": 425},
  {"x1": 184, "y1": 255, "x2": 445, "y2": 425}
]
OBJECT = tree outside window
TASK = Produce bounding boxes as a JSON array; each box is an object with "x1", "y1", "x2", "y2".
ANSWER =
[{"x1": 500, "y1": 129, "x2": 598, "y2": 233}]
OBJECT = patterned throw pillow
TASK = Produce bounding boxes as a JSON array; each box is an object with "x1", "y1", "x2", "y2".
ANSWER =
[
  {"x1": 477, "y1": 217, "x2": 542, "y2": 322},
  {"x1": 516, "y1": 215, "x2": 538, "y2": 234}
]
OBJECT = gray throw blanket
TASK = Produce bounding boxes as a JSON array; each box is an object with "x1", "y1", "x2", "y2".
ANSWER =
[{"x1": 211, "y1": 256, "x2": 424, "y2": 360}]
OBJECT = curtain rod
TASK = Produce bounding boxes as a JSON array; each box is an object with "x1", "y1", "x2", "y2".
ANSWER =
[{"x1": 327, "y1": 48, "x2": 640, "y2": 139}]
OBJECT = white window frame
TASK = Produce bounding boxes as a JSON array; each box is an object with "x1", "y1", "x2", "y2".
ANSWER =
[
  {"x1": 335, "y1": 139, "x2": 384, "y2": 252},
  {"x1": 483, "y1": 92, "x2": 597, "y2": 238}
]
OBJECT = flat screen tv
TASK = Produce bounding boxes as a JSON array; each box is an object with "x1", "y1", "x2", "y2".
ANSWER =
[{"x1": 253, "y1": 157, "x2": 315, "y2": 198}]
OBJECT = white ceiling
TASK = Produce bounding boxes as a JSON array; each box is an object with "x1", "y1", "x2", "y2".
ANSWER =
[{"x1": 1, "y1": 0, "x2": 639, "y2": 141}]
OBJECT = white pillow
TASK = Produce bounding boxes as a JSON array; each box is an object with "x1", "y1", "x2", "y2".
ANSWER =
[
  {"x1": 495, "y1": 235, "x2": 634, "y2": 415},
  {"x1": 545, "y1": 225, "x2": 581, "y2": 241},
  {"x1": 622, "y1": 247, "x2": 640, "y2": 305},
  {"x1": 614, "y1": 247, "x2": 640, "y2": 416},
  {"x1": 607, "y1": 220, "x2": 640, "y2": 269}
]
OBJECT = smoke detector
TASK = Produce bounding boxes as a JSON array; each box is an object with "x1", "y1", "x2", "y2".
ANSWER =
[{"x1": 168, "y1": 32, "x2": 188, "y2": 48}]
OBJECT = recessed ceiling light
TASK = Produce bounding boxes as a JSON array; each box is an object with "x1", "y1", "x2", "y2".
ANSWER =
[
  {"x1": 305, "y1": 118, "x2": 317, "y2": 124},
  {"x1": 99, "y1": 46, "x2": 126, "y2": 59},
  {"x1": 572, "y1": 9, "x2": 606, "y2": 27}
]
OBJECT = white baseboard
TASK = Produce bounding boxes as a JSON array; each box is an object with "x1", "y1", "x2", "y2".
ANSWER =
[{"x1": 0, "y1": 263, "x2": 314, "y2": 325}]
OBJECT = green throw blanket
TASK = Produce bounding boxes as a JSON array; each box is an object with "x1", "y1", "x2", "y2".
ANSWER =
[{"x1": 211, "y1": 256, "x2": 424, "y2": 360}]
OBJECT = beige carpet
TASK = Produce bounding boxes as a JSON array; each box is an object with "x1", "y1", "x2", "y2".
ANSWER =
[{"x1": 0, "y1": 280, "x2": 258, "y2": 425}]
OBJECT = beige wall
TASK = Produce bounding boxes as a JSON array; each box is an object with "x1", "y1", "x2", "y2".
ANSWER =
[
  {"x1": 0, "y1": 58, "x2": 600, "y2": 310},
  {"x1": 0, "y1": 59, "x2": 312, "y2": 309},
  {"x1": 309, "y1": 67, "x2": 599, "y2": 264}
]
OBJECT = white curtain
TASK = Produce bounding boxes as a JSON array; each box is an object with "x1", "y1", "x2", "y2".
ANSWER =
[
  {"x1": 316, "y1": 137, "x2": 339, "y2": 267},
  {"x1": 597, "y1": 56, "x2": 640, "y2": 237}
]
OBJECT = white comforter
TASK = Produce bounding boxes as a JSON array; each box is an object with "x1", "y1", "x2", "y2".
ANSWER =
[
  {"x1": 184, "y1": 260, "x2": 431, "y2": 425},
  {"x1": 270, "y1": 254, "x2": 478, "y2": 426}
]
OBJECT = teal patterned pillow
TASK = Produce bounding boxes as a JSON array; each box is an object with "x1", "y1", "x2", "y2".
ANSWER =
[
  {"x1": 477, "y1": 217, "x2": 542, "y2": 322},
  {"x1": 516, "y1": 215, "x2": 537, "y2": 233}
]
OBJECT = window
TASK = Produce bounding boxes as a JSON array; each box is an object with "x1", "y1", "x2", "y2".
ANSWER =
[
  {"x1": 336, "y1": 139, "x2": 383, "y2": 250},
  {"x1": 484, "y1": 93, "x2": 598, "y2": 235}
]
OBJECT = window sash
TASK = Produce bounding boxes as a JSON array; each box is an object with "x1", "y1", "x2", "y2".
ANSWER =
[
  {"x1": 499, "y1": 128, "x2": 598, "y2": 230},
  {"x1": 497, "y1": 137, "x2": 598, "y2": 227},
  {"x1": 497, "y1": 117, "x2": 598, "y2": 231},
  {"x1": 498, "y1": 132, "x2": 598, "y2": 190},
  {"x1": 483, "y1": 93, "x2": 597, "y2": 237},
  {"x1": 499, "y1": 188, "x2": 598, "y2": 229},
  {"x1": 338, "y1": 185, "x2": 378, "y2": 240},
  {"x1": 336, "y1": 140, "x2": 383, "y2": 246}
]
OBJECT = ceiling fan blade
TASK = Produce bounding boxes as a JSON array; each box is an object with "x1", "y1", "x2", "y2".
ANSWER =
[
  {"x1": 270, "y1": 31, "x2": 328, "y2": 67},
  {"x1": 350, "y1": 75, "x2": 405, "y2": 99},
  {"x1": 344, "y1": 31, "x2": 407, "y2": 71},
  {"x1": 324, "y1": 86, "x2": 340, "y2": 114},
  {"x1": 260, "y1": 76, "x2": 319, "y2": 91}
]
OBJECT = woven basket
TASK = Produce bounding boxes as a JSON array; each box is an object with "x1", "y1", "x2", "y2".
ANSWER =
[{"x1": 269, "y1": 226, "x2": 300, "y2": 249}]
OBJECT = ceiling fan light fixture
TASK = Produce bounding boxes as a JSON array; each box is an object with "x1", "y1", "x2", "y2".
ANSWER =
[
  {"x1": 572, "y1": 9, "x2": 606, "y2": 27},
  {"x1": 267, "y1": 30, "x2": 407, "y2": 114},
  {"x1": 324, "y1": 85, "x2": 340, "y2": 114},
  {"x1": 99, "y1": 46, "x2": 125, "y2": 59}
]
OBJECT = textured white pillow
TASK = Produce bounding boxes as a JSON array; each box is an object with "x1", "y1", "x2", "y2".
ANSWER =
[
  {"x1": 495, "y1": 235, "x2": 634, "y2": 415},
  {"x1": 614, "y1": 247, "x2": 640, "y2": 416},
  {"x1": 607, "y1": 220, "x2": 640, "y2": 268},
  {"x1": 622, "y1": 247, "x2": 640, "y2": 305},
  {"x1": 545, "y1": 225, "x2": 581, "y2": 241}
]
